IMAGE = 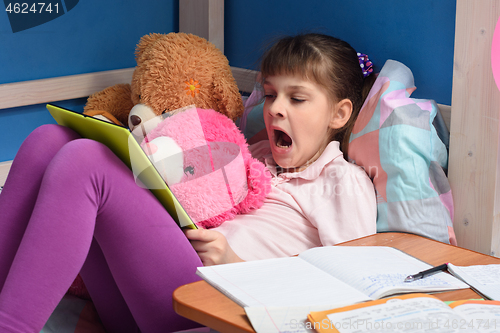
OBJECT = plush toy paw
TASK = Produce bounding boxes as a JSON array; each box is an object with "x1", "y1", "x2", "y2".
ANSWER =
[{"x1": 83, "y1": 110, "x2": 124, "y2": 125}]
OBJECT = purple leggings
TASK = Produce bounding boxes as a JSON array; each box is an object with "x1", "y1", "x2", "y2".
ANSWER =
[{"x1": 0, "y1": 124, "x2": 203, "y2": 333}]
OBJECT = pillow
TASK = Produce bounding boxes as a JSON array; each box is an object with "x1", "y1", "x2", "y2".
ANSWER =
[
  {"x1": 238, "y1": 83, "x2": 266, "y2": 143},
  {"x1": 348, "y1": 60, "x2": 456, "y2": 245}
]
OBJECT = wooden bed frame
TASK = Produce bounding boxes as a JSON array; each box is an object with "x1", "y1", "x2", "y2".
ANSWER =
[{"x1": 0, "y1": 0, "x2": 498, "y2": 257}]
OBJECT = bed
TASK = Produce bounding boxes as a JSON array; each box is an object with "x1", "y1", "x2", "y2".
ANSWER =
[{"x1": 0, "y1": 0, "x2": 499, "y2": 331}]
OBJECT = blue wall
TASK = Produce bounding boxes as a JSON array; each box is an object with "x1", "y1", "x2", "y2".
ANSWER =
[
  {"x1": 0, "y1": 0, "x2": 178, "y2": 161},
  {"x1": 0, "y1": 0, "x2": 456, "y2": 162},
  {"x1": 224, "y1": 0, "x2": 456, "y2": 104}
]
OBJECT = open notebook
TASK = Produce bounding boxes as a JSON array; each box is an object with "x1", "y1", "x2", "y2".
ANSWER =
[
  {"x1": 47, "y1": 103, "x2": 197, "y2": 229},
  {"x1": 197, "y1": 246, "x2": 469, "y2": 308}
]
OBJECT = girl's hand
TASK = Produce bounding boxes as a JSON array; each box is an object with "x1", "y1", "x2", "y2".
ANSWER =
[{"x1": 184, "y1": 228, "x2": 244, "y2": 266}]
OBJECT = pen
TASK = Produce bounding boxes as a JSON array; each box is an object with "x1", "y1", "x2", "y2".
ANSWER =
[{"x1": 404, "y1": 263, "x2": 449, "y2": 282}]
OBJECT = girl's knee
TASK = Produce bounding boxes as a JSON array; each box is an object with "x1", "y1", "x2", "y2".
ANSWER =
[
  {"x1": 29, "y1": 124, "x2": 80, "y2": 147},
  {"x1": 57, "y1": 139, "x2": 125, "y2": 172},
  {"x1": 60, "y1": 139, "x2": 108, "y2": 160},
  {"x1": 32, "y1": 123, "x2": 72, "y2": 136},
  {"x1": 15, "y1": 125, "x2": 81, "y2": 165},
  {"x1": 42, "y1": 139, "x2": 123, "y2": 186}
]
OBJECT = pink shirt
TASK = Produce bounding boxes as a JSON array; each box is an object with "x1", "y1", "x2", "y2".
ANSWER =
[{"x1": 215, "y1": 140, "x2": 377, "y2": 261}]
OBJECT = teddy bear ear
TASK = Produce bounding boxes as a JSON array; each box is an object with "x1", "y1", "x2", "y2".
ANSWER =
[
  {"x1": 211, "y1": 70, "x2": 245, "y2": 122},
  {"x1": 135, "y1": 33, "x2": 167, "y2": 62}
]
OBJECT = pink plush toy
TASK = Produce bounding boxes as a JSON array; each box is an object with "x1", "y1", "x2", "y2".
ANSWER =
[{"x1": 141, "y1": 107, "x2": 271, "y2": 228}]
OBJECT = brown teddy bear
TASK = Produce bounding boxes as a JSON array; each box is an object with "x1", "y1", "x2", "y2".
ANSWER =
[
  {"x1": 83, "y1": 32, "x2": 244, "y2": 131},
  {"x1": 69, "y1": 32, "x2": 247, "y2": 300}
]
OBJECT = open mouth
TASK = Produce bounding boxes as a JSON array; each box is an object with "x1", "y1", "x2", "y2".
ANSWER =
[{"x1": 274, "y1": 129, "x2": 292, "y2": 148}]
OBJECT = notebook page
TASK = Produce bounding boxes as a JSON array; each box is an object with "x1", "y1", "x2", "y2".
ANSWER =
[
  {"x1": 450, "y1": 302, "x2": 500, "y2": 332},
  {"x1": 448, "y1": 264, "x2": 500, "y2": 301},
  {"x1": 196, "y1": 257, "x2": 370, "y2": 308},
  {"x1": 245, "y1": 304, "x2": 348, "y2": 333},
  {"x1": 298, "y1": 246, "x2": 468, "y2": 299}
]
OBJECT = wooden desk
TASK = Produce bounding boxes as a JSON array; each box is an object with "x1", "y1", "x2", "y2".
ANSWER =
[{"x1": 173, "y1": 232, "x2": 500, "y2": 333}]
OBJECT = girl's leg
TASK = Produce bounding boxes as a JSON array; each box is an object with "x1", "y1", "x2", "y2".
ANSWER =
[
  {"x1": 80, "y1": 238, "x2": 140, "y2": 332},
  {"x1": 0, "y1": 138, "x2": 202, "y2": 333},
  {"x1": 0, "y1": 124, "x2": 80, "y2": 290},
  {"x1": 0, "y1": 125, "x2": 139, "y2": 332},
  {"x1": 77, "y1": 139, "x2": 203, "y2": 332}
]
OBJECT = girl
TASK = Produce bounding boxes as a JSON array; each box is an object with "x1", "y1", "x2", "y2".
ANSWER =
[{"x1": 0, "y1": 33, "x2": 376, "y2": 333}]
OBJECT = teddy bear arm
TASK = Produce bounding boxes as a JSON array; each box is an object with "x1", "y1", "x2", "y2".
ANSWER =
[
  {"x1": 83, "y1": 110, "x2": 124, "y2": 125},
  {"x1": 211, "y1": 72, "x2": 245, "y2": 122},
  {"x1": 84, "y1": 83, "x2": 134, "y2": 126}
]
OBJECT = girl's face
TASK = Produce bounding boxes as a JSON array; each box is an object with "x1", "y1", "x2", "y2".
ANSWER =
[{"x1": 263, "y1": 74, "x2": 344, "y2": 172}]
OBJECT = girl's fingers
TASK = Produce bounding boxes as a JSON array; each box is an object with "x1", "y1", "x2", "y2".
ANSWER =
[
  {"x1": 189, "y1": 240, "x2": 209, "y2": 252},
  {"x1": 184, "y1": 228, "x2": 215, "y2": 241}
]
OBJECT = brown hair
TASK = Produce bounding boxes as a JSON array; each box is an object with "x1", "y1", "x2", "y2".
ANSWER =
[{"x1": 260, "y1": 33, "x2": 375, "y2": 158}]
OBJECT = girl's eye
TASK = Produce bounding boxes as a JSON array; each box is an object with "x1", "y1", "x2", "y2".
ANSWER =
[
  {"x1": 264, "y1": 94, "x2": 276, "y2": 100},
  {"x1": 291, "y1": 98, "x2": 305, "y2": 103}
]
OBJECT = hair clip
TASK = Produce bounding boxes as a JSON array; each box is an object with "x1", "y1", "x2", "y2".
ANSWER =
[{"x1": 357, "y1": 52, "x2": 373, "y2": 78}]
